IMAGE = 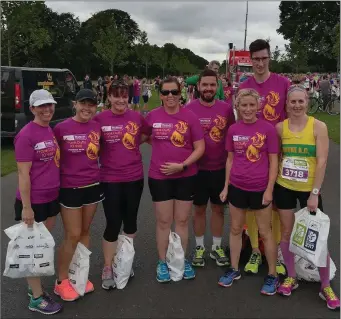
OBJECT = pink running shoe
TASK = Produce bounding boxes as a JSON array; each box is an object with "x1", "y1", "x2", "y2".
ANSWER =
[
  {"x1": 319, "y1": 286, "x2": 340, "y2": 310},
  {"x1": 277, "y1": 277, "x2": 299, "y2": 296},
  {"x1": 85, "y1": 280, "x2": 95, "y2": 294}
]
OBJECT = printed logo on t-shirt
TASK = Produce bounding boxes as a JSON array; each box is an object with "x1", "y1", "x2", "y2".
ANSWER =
[
  {"x1": 246, "y1": 133, "x2": 266, "y2": 162},
  {"x1": 34, "y1": 139, "x2": 58, "y2": 165},
  {"x1": 263, "y1": 91, "x2": 280, "y2": 121},
  {"x1": 87, "y1": 131, "x2": 100, "y2": 159},
  {"x1": 122, "y1": 121, "x2": 139, "y2": 150},
  {"x1": 170, "y1": 121, "x2": 188, "y2": 147},
  {"x1": 209, "y1": 115, "x2": 227, "y2": 143},
  {"x1": 101, "y1": 125, "x2": 124, "y2": 143}
]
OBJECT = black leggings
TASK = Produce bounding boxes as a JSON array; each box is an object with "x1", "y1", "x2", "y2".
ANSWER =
[{"x1": 101, "y1": 179, "x2": 144, "y2": 242}]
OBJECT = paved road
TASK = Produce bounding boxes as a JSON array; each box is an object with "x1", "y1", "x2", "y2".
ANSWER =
[{"x1": 1, "y1": 143, "x2": 340, "y2": 318}]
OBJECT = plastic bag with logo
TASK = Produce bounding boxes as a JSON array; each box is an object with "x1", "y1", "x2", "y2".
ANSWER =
[
  {"x1": 295, "y1": 255, "x2": 337, "y2": 282},
  {"x1": 68, "y1": 242, "x2": 91, "y2": 296},
  {"x1": 112, "y1": 235, "x2": 135, "y2": 289},
  {"x1": 289, "y1": 207, "x2": 330, "y2": 267},
  {"x1": 3, "y1": 222, "x2": 55, "y2": 278},
  {"x1": 166, "y1": 232, "x2": 185, "y2": 281}
]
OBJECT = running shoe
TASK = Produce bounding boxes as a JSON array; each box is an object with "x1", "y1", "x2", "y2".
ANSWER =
[
  {"x1": 261, "y1": 275, "x2": 279, "y2": 296},
  {"x1": 210, "y1": 246, "x2": 230, "y2": 266},
  {"x1": 183, "y1": 260, "x2": 196, "y2": 280},
  {"x1": 102, "y1": 266, "x2": 116, "y2": 290},
  {"x1": 277, "y1": 277, "x2": 299, "y2": 296},
  {"x1": 218, "y1": 268, "x2": 241, "y2": 287},
  {"x1": 319, "y1": 286, "x2": 340, "y2": 310},
  {"x1": 85, "y1": 280, "x2": 95, "y2": 294},
  {"x1": 192, "y1": 246, "x2": 205, "y2": 267},
  {"x1": 54, "y1": 279, "x2": 80, "y2": 301},
  {"x1": 28, "y1": 294, "x2": 62, "y2": 315},
  {"x1": 156, "y1": 260, "x2": 171, "y2": 283},
  {"x1": 276, "y1": 259, "x2": 286, "y2": 276},
  {"x1": 244, "y1": 252, "x2": 262, "y2": 274}
]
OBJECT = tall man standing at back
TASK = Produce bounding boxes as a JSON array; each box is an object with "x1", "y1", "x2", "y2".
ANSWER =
[
  {"x1": 186, "y1": 61, "x2": 225, "y2": 100},
  {"x1": 239, "y1": 39, "x2": 289, "y2": 276},
  {"x1": 187, "y1": 69, "x2": 235, "y2": 267}
]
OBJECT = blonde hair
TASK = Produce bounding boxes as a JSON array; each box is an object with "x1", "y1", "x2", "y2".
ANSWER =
[{"x1": 234, "y1": 89, "x2": 260, "y2": 120}]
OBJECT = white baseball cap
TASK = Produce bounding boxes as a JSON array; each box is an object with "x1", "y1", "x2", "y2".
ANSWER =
[{"x1": 29, "y1": 89, "x2": 57, "y2": 107}]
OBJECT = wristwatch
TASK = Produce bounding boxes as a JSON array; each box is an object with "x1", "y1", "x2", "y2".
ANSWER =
[
  {"x1": 182, "y1": 164, "x2": 188, "y2": 171},
  {"x1": 311, "y1": 188, "x2": 320, "y2": 195}
]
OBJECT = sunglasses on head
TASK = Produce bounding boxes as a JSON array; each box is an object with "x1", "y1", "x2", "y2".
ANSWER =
[{"x1": 160, "y1": 89, "x2": 180, "y2": 96}]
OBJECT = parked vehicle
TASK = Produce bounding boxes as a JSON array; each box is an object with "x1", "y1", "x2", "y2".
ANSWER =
[{"x1": 1, "y1": 67, "x2": 80, "y2": 137}]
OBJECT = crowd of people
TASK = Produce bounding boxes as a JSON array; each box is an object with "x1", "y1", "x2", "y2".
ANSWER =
[{"x1": 13, "y1": 38, "x2": 340, "y2": 315}]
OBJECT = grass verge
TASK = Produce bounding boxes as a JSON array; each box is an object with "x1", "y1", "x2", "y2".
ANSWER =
[{"x1": 313, "y1": 113, "x2": 340, "y2": 144}]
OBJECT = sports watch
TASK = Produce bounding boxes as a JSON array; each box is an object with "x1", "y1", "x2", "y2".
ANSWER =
[{"x1": 311, "y1": 188, "x2": 320, "y2": 195}]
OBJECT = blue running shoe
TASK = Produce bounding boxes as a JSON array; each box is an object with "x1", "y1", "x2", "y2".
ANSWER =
[
  {"x1": 156, "y1": 260, "x2": 171, "y2": 283},
  {"x1": 261, "y1": 274, "x2": 279, "y2": 296},
  {"x1": 183, "y1": 260, "x2": 196, "y2": 280},
  {"x1": 218, "y1": 268, "x2": 241, "y2": 287}
]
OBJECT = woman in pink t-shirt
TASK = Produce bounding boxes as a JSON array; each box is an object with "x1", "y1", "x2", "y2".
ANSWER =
[
  {"x1": 93, "y1": 80, "x2": 148, "y2": 290},
  {"x1": 14, "y1": 89, "x2": 62, "y2": 315},
  {"x1": 145, "y1": 77, "x2": 205, "y2": 283},
  {"x1": 218, "y1": 89, "x2": 280, "y2": 295},
  {"x1": 53, "y1": 89, "x2": 101, "y2": 302}
]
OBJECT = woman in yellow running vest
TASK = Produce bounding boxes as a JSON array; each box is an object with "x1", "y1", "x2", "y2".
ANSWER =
[{"x1": 274, "y1": 85, "x2": 340, "y2": 310}]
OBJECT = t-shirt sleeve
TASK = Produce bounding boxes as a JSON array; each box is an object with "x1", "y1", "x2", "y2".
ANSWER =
[
  {"x1": 267, "y1": 125, "x2": 280, "y2": 154},
  {"x1": 53, "y1": 124, "x2": 61, "y2": 143},
  {"x1": 140, "y1": 114, "x2": 151, "y2": 136},
  {"x1": 14, "y1": 134, "x2": 34, "y2": 162},
  {"x1": 189, "y1": 113, "x2": 204, "y2": 142},
  {"x1": 228, "y1": 105, "x2": 236, "y2": 126},
  {"x1": 144, "y1": 112, "x2": 153, "y2": 135},
  {"x1": 225, "y1": 126, "x2": 234, "y2": 152}
]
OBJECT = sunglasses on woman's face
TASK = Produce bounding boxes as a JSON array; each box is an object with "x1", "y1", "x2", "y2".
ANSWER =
[
  {"x1": 110, "y1": 87, "x2": 129, "y2": 98},
  {"x1": 160, "y1": 89, "x2": 180, "y2": 96}
]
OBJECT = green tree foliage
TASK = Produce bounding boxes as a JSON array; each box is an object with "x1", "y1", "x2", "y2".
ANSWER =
[{"x1": 277, "y1": 1, "x2": 339, "y2": 70}]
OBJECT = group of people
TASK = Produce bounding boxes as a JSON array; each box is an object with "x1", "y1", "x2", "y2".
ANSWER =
[{"x1": 13, "y1": 38, "x2": 339, "y2": 315}]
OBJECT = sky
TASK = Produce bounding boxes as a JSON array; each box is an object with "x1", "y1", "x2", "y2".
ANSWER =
[{"x1": 46, "y1": 1, "x2": 288, "y2": 63}]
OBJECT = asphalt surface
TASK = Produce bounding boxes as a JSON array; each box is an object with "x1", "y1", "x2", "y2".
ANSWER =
[{"x1": 1, "y1": 143, "x2": 340, "y2": 319}]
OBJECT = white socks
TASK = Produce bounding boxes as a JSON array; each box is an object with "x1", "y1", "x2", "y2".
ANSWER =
[
  {"x1": 195, "y1": 236, "x2": 204, "y2": 248},
  {"x1": 212, "y1": 237, "x2": 222, "y2": 249},
  {"x1": 195, "y1": 236, "x2": 222, "y2": 249}
]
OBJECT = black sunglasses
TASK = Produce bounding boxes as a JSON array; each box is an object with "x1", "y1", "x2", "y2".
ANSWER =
[{"x1": 160, "y1": 89, "x2": 180, "y2": 96}]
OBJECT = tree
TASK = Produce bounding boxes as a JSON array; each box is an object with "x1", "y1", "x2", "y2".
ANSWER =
[
  {"x1": 333, "y1": 22, "x2": 340, "y2": 70},
  {"x1": 93, "y1": 25, "x2": 129, "y2": 75},
  {"x1": 272, "y1": 45, "x2": 281, "y2": 62},
  {"x1": 1, "y1": 1, "x2": 51, "y2": 66},
  {"x1": 135, "y1": 31, "x2": 153, "y2": 77},
  {"x1": 170, "y1": 53, "x2": 193, "y2": 75},
  {"x1": 284, "y1": 32, "x2": 309, "y2": 73},
  {"x1": 277, "y1": 1, "x2": 340, "y2": 56},
  {"x1": 154, "y1": 46, "x2": 169, "y2": 78}
]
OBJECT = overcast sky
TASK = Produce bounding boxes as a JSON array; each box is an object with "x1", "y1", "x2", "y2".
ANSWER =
[{"x1": 46, "y1": 1, "x2": 288, "y2": 62}]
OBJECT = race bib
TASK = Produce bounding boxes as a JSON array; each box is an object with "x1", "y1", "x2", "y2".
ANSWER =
[{"x1": 281, "y1": 157, "x2": 309, "y2": 183}]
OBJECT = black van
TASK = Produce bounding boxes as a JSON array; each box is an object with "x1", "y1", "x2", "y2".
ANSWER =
[{"x1": 1, "y1": 67, "x2": 80, "y2": 137}]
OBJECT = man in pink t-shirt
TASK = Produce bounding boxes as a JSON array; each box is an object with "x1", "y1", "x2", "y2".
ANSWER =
[
  {"x1": 239, "y1": 39, "x2": 289, "y2": 276},
  {"x1": 186, "y1": 69, "x2": 235, "y2": 268}
]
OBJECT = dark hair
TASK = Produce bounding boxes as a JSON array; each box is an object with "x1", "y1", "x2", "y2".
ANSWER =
[
  {"x1": 198, "y1": 69, "x2": 218, "y2": 83},
  {"x1": 249, "y1": 39, "x2": 270, "y2": 58},
  {"x1": 108, "y1": 80, "x2": 128, "y2": 95},
  {"x1": 160, "y1": 76, "x2": 180, "y2": 92}
]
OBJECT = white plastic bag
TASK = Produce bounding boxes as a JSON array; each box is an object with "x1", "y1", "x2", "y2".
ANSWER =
[
  {"x1": 3, "y1": 222, "x2": 55, "y2": 278},
  {"x1": 147, "y1": 89, "x2": 152, "y2": 98},
  {"x1": 68, "y1": 243, "x2": 91, "y2": 296},
  {"x1": 112, "y1": 235, "x2": 135, "y2": 289},
  {"x1": 290, "y1": 207, "x2": 329, "y2": 267},
  {"x1": 295, "y1": 255, "x2": 337, "y2": 282},
  {"x1": 166, "y1": 232, "x2": 185, "y2": 281}
]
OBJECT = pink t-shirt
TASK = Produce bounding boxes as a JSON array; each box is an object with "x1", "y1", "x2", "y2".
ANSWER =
[
  {"x1": 15, "y1": 122, "x2": 60, "y2": 204},
  {"x1": 93, "y1": 109, "x2": 148, "y2": 182},
  {"x1": 239, "y1": 73, "x2": 290, "y2": 126},
  {"x1": 133, "y1": 80, "x2": 140, "y2": 96},
  {"x1": 53, "y1": 118, "x2": 101, "y2": 188},
  {"x1": 186, "y1": 99, "x2": 235, "y2": 170},
  {"x1": 145, "y1": 106, "x2": 204, "y2": 180},
  {"x1": 225, "y1": 119, "x2": 279, "y2": 192}
]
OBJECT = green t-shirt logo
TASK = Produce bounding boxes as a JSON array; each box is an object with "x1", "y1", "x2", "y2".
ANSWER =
[{"x1": 293, "y1": 223, "x2": 307, "y2": 246}]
